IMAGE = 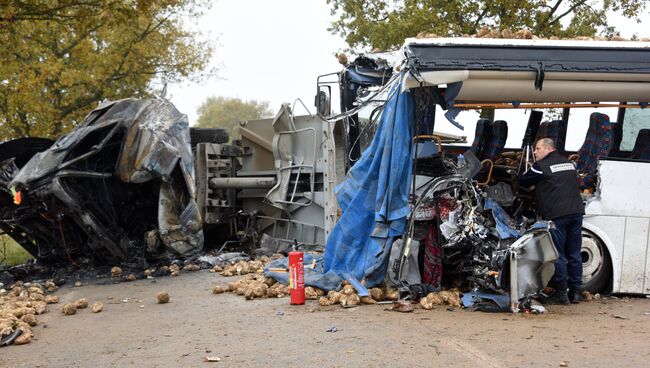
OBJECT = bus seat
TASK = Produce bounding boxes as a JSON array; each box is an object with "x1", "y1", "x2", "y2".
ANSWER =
[
  {"x1": 608, "y1": 122, "x2": 625, "y2": 157},
  {"x1": 536, "y1": 121, "x2": 550, "y2": 141},
  {"x1": 630, "y1": 129, "x2": 650, "y2": 160},
  {"x1": 483, "y1": 120, "x2": 508, "y2": 160},
  {"x1": 545, "y1": 119, "x2": 568, "y2": 153},
  {"x1": 535, "y1": 120, "x2": 567, "y2": 152},
  {"x1": 469, "y1": 118, "x2": 492, "y2": 159},
  {"x1": 575, "y1": 112, "x2": 613, "y2": 188}
]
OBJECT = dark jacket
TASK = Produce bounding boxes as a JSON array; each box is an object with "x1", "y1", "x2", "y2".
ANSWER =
[{"x1": 518, "y1": 151, "x2": 584, "y2": 220}]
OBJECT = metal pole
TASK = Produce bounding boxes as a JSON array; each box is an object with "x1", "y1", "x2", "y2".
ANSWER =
[{"x1": 209, "y1": 177, "x2": 276, "y2": 189}]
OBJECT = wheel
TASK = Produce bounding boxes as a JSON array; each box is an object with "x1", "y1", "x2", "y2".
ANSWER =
[
  {"x1": 189, "y1": 127, "x2": 229, "y2": 145},
  {"x1": 581, "y1": 230, "x2": 612, "y2": 293},
  {"x1": 0, "y1": 137, "x2": 54, "y2": 167}
]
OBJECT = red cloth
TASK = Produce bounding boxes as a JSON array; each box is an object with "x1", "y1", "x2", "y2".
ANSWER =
[
  {"x1": 422, "y1": 224, "x2": 442, "y2": 288},
  {"x1": 422, "y1": 197, "x2": 457, "y2": 288}
]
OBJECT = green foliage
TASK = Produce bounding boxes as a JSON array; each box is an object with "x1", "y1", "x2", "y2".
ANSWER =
[
  {"x1": 0, "y1": 235, "x2": 33, "y2": 266},
  {"x1": 0, "y1": 0, "x2": 213, "y2": 141},
  {"x1": 196, "y1": 96, "x2": 273, "y2": 138},
  {"x1": 328, "y1": 0, "x2": 649, "y2": 50}
]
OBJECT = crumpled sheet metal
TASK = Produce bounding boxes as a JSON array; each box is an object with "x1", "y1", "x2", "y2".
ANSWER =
[
  {"x1": 116, "y1": 99, "x2": 203, "y2": 254},
  {"x1": 115, "y1": 99, "x2": 195, "y2": 184},
  {"x1": 0, "y1": 159, "x2": 18, "y2": 186},
  {"x1": 9, "y1": 98, "x2": 203, "y2": 259},
  {"x1": 484, "y1": 198, "x2": 522, "y2": 239},
  {"x1": 510, "y1": 229, "x2": 558, "y2": 302}
]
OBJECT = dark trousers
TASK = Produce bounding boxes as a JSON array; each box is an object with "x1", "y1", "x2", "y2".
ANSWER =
[{"x1": 550, "y1": 213, "x2": 583, "y2": 289}]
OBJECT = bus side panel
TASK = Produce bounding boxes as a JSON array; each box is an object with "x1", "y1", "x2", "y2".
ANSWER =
[
  {"x1": 645, "y1": 224, "x2": 650, "y2": 294},
  {"x1": 586, "y1": 160, "x2": 650, "y2": 218},
  {"x1": 585, "y1": 159, "x2": 650, "y2": 293},
  {"x1": 583, "y1": 217, "x2": 624, "y2": 293},
  {"x1": 620, "y1": 218, "x2": 650, "y2": 293}
]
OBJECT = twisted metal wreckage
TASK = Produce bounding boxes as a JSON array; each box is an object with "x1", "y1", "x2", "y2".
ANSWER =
[
  {"x1": 0, "y1": 41, "x2": 571, "y2": 312},
  {"x1": 1, "y1": 99, "x2": 204, "y2": 264},
  {"x1": 0, "y1": 98, "x2": 339, "y2": 266}
]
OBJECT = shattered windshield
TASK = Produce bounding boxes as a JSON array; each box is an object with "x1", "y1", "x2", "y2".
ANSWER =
[{"x1": 351, "y1": 87, "x2": 386, "y2": 156}]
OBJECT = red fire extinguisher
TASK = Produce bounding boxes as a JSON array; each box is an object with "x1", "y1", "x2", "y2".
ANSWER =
[{"x1": 288, "y1": 251, "x2": 305, "y2": 305}]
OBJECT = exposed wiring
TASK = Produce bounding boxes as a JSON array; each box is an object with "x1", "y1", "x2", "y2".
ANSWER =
[{"x1": 325, "y1": 69, "x2": 403, "y2": 124}]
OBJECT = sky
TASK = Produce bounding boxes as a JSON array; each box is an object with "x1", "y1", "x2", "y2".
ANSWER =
[
  {"x1": 168, "y1": 0, "x2": 348, "y2": 124},
  {"x1": 168, "y1": 1, "x2": 649, "y2": 149}
]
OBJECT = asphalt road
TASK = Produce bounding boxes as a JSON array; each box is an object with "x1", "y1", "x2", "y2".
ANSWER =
[{"x1": 3, "y1": 271, "x2": 650, "y2": 368}]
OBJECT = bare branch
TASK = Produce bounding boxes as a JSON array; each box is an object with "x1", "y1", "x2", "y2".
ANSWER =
[
  {"x1": 535, "y1": 0, "x2": 563, "y2": 32},
  {"x1": 549, "y1": 0, "x2": 589, "y2": 25},
  {"x1": 471, "y1": 6, "x2": 491, "y2": 32}
]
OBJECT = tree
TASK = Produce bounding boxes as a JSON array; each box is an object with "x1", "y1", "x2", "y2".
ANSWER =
[
  {"x1": 196, "y1": 96, "x2": 273, "y2": 138},
  {"x1": 0, "y1": 1, "x2": 213, "y2": 140},
  {"x1": 328, "y1": 0, "x2": 649, "y2": 50}
]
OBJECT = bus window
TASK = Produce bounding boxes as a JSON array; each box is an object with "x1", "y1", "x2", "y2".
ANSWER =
[
  {"x1": 621, "y1": 108, "x2": 650, "y2": 152},
  {"x1": 565, "y1": 106, "x2": 618, "y2": 152},
  {"x1": 493, "y1": 109, "x2": 535, "y2": 149},
  {"x1": 433, "y1": 106, "x2": 479, "y2": 138}
]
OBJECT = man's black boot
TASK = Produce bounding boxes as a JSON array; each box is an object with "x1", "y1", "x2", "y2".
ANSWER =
[
  {"x1": 543, "y1": 282, "x2": 570, "y2": 305},
  {"x1": 568, "y1": 288, "x2": 582, "y2": 304}
]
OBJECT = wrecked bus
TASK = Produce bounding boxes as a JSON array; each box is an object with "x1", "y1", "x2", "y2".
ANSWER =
[
  {"x1": 317, "y1": 37, "x2": 650, "y2": 297},
  {"x1": 1, "y1": 37, "x2": 650, "y2": 305}
]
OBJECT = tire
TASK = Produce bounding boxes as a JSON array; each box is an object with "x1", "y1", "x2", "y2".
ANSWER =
[
  {"x1": 0, "y1": 137, "x2": 54, "y2": 167},
  {"x1": 581, "y1": 230, "x2": 612, "y2": 293},
  {"x1": 190, "y1": 128, "x2": 229, "y2": 145}
]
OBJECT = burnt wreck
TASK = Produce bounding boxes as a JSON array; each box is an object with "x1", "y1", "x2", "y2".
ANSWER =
[{"x1": 1, "y1": 99, "x2": 203, "y2": 265}]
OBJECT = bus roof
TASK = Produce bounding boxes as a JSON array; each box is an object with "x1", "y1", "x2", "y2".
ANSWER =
[
  {"x1": 399, "y1": 37, "x2": 650, "y2": 103},
  {"x1": 404, "y1": 37, "x2": 650, "y2": 50}
]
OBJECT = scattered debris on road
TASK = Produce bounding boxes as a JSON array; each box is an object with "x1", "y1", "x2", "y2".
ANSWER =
[
  {"x1": 111, "y1": 267, "x2": 123, "y2": 278},
  {"x1": 62, "y1": 303, "x2": 77, "y2": 315},
  {"x1": 0, "y1": 280, "x2": 64, "y2": 346},
  {"x1": 91, "y1": 302, "x2": 103, "y2": 313},
  {"x1": 419, "y1": 290, "x2": 462, "y2": 309},
  {"x1": 74, "y1": 298, "x2": 88, "y2": 309},
  {"x1": 388, "y1": 300, "x2": 415, "y2": 313},
  {"x1": 212, "y1": 285, "x2": 226, "y2": 294},
  {"x1": 157, "y1": 291, "x2": 170, "y2": 304}
]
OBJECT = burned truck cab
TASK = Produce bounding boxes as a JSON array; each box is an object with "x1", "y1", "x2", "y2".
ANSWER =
[{"x1": 0, "y1": 99, "x2": 204, "y2": 265}]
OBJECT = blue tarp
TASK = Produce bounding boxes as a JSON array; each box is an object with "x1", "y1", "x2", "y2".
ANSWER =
[
  {"x1": 323, "y1": 77, "x2": 414, "y2": 289},
  {"x1": 461, "y1": 290, "x2": 510, "y2": 310},
  {"x1": 484, "y1": 198, "x2": 521, "y2": 239},
  {"x1": 264, "y1": 76, "x2": 414, "y2": 292}
]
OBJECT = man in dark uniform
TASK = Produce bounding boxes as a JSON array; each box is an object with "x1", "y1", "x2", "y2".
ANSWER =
[{"x1": 519, "y1": 138, "x2": 585, "y2": 304}]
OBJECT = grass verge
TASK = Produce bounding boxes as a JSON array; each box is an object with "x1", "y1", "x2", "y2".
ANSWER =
[{"x1": 1, "y1": 235, "x2": 33, "y2": 266}]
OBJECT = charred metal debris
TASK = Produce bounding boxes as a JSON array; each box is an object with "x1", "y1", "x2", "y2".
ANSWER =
[
  {"x1": 1, "y1": 98, "x2": 336, "y2": 270},
  {"x1": 387, "y1": 151, "x2": 557, "y2": 311},
  {"x1": 1, "y1": 99, "x2": 203, "y2": 266}
]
